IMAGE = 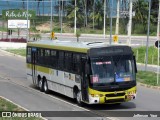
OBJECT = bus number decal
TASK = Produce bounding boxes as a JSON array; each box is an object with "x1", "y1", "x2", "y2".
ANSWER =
[{"x1": 90, "y1": 75, "x2": 99, "y2": 83}]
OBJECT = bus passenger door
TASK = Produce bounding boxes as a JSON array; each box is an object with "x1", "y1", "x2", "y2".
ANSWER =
[
  {"x1": 81, "y1": 58, "x2": 89, "y2": 102},
  {"x1": 31, "y1": 48, "x2": 37, "y2": 85}
]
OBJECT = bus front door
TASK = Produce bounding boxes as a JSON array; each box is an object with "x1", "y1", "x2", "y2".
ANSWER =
[
  {"x1": 81, "y1": 60, "x2": 89, "y2": 103},
  {"x1": 31, "y1": 48, "x2": 37, "y2": 85}
]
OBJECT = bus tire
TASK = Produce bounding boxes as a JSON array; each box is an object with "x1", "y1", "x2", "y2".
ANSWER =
[
  {"x1": 76, "y1": 91, "x2": 83, "y2": 106},
  {"x1": 38, "y1": 79, "x2": 44, "y2": 92},
  {"x1": 44, "y1": 80, "x2": 49, "y2": 94}
]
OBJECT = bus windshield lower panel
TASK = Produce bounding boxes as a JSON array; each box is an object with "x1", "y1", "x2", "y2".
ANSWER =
[{"x1": 90, "y1": 55, "x2": 136, "y2": 87}]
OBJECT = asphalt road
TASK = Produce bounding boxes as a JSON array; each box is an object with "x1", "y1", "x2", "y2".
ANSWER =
[
  {"x1": 0, "y1": 50, "x2": 160, "y2": 120},
  {"x1": 1, "y1": 32, "x2": 157, "y2": 47}
]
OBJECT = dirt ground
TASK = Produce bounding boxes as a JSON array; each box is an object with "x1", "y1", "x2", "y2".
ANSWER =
[{"x1": 36, "y1": 22, "x2": 50, "y2": 32}]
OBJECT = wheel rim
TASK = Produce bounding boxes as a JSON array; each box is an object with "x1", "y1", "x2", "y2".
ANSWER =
[
  {"x1": 44, "y1": 81, "x2": 47, "y2": 91},
  {"x1": 76, "y1": 92, "x2": 81, "y2": 104},
  {"x1": 39, "y1": 80, "x2": 42, "y2": 88}
]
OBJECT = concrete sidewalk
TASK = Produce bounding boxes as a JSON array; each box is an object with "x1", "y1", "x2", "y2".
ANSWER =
[{"x1": 0, "y1": 42, "x2": 26, "y2": 49}]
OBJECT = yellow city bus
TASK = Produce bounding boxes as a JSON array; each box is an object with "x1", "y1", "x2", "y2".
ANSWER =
[{"x1": 26, "y1": 40, "x2": 137, "y2": 106}]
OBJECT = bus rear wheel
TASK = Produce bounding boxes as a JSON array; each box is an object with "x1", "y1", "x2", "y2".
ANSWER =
[
  {"x1": 38, "y1": 79, "x2": 44, "y2": 92},
  {"x1": 44, "y1": 80, "x2": 49, "y2": 94}
]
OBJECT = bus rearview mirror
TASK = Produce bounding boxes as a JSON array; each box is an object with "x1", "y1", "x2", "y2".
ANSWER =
[{"x1": 133, "y1": 56, "x2": 137, "y2": 73}]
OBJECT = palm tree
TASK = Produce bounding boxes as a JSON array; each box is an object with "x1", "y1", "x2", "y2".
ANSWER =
[
  {"x1": 132, "y1": 0, "x2": 149, "y2": 32},
  {"x1": 90, "y1": 0, "x2": 103, "y2": 28},
  {"x1": 66, "y1": 0, "x2": 84, "y2": 27}
]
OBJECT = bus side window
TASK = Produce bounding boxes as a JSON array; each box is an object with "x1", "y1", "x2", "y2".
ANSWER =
[
  {"x1": 45, "y1": 49, "x2": 50, "y2": 66},
  {"x1": 64, "y1": 52, "x2": 72, "y2": 72},
  {"x1": 58, "y1": 51, "x2": 64, "y2": 70},
  {"x1": 27, "y1": 47, "x2": 31, "y2": 63},
  {"x1": 37, "y1": 48, "x2": 40, "y2": 64},
  {"x1": 72, "y1": 53, "x2": 80, "y2": 74},
  {"x1": 51, "y1": 50, "x2": 57, "y2": 68},
  {"x1": 39, "y1": 49, "x2": 44, "y2": 65}
]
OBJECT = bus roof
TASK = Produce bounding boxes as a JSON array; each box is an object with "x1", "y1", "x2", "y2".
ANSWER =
[{"x1": 27, "y1": 40, "x2": 130, "y2": 53}]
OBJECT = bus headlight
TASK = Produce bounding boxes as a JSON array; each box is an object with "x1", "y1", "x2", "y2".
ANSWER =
[
  {"x1": 125, "y1": 90, "x2": 136, "y2": 100},
  {"x1": 89, "y1": 94, "x2": 100, "y2": 104}
]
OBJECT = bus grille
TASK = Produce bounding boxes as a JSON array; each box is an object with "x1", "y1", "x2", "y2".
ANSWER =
[
  {"x1": 106, "y1": 98, "x2": 124, "y2": 103},
  {"x1": 105, "y1": 93, "x2": 125, "y2": 97}
]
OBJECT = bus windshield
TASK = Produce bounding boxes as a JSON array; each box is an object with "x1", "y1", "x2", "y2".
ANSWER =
[{"x1": 90, "y1": 55, "x2": 135, "y2": 86}]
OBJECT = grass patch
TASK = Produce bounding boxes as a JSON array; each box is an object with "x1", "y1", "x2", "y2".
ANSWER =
[
  {"x1": 0, "y1": 97, "x2": 24, "y2": 111},
  {"x1": 137, "y1": 71, "x2": 160, "y2": 86},
  {"x1": 6, "y1": 49, "x2": 26, "y2": 57},
  {"x1": 132, "y1": 46, "x2": 158, "y2": 65},
  {"x1": 0, "y1": 97, "x2": 42, "y2": 120}
]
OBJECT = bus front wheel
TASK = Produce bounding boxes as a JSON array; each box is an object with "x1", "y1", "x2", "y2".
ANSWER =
[{"x1": 76, "y1": 91, "x2": 83, "y2": 106}]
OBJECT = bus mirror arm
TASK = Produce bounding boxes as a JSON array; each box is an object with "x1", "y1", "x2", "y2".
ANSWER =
[{"x1": 133, "y1": 56, "x2": 137, "y2": 73}]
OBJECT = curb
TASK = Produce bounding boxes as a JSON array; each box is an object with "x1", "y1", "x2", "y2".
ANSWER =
[
  {"x1": 138, "y1": 83, "x2": 160, "y2": 90},
  {"x1": 137, "y1": 63, "x2": 159, "y2": 68}
]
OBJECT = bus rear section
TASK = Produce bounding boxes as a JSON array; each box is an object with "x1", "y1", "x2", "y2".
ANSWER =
[{"x1": 81, "y1": 46, "x2": 137, "y2": 104}]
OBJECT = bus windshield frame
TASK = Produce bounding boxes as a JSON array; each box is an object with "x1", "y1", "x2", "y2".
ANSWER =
[{"x1": 90, "y1": 54, "x2": 136, "y2": 87}]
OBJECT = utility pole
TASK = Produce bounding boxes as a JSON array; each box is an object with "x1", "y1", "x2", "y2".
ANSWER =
[
  {"x1": 74, "y1": 0, "x2": 77, "y2": 34},
  {"x1": 93, "y1": 0, "x2": 95, "y2": 30},
  {"x1": 115, "y1": 0, "x2": 120, "y2": 35},
  {"x1": 109, "y1": 0, "x2": 113, "y2": 45},
  {"x1": 50, "y1": 0, "x2": 53, "y2": 33},
  {"x1": 103, "y1": 0, "x2": 106, "y2": 38},
  {"x1": 60, "y1": 0, "x2": 63, "y2": 34},
  {"x1": 157, "y1": 0, "x2": 160, "y2": 85},
  {"x1": 145, "y1": 0, "x2": 151, "y2": 71},
  {"x1": 27, "y1": 0, "x2": 29, "y2": 42},
  {"x1": 127, "y1": 0, "x2": 133, "y2": 46}
]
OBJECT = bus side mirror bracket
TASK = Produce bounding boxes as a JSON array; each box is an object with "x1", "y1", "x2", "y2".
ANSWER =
[{"x1": 133, "y1": 56, "x2": 137, "y2": 73}]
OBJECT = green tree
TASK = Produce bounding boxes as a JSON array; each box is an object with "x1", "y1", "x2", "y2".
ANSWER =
[
  {"x1": 133, "y1": 0, "x2": 150, "y2": 33},
  {"x1": 151, "y1": 0, "x2": 159, "y2": 24},
  {"x1": 90, "y1": 0, "x2": 103, "y2": 28},
  {"x1": 66, "y1": 0, "x2": 84, "y2": 27}
]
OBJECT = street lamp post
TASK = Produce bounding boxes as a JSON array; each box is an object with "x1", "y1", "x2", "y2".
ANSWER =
[
  {"x1": 115, "y1": 0, "x2": 120, "y2": 35},
  {"x1": 50, "y1": 0, "x2": 53, "y2": 34},
  {"x1": 109, "y1": 0, "x2": 113, "y2": 45},
  {"x1": 103, "y1": 0, "x2": 106, "y2": 38},
  {"x1": 157, "y1": 0, "x2": 160, "y2": 85},
  {"x1": 27, "y1": 0, "x2": 29, "y2": 42},
  {"x1": 127, "y1": 0, "x2": 133, "y2": 46},
  {"x1": 145, "y1": 0, "x2": 151, "y2": 71},
  {"x1": 74, "y1": 0, "x2": 77, "y2": 34},
  {"x1": 93, "y1": 0, "x2": 95, "y2": 30},
  {"x1": 61, "y1": 0, "x2": 63, "y2": 34}
]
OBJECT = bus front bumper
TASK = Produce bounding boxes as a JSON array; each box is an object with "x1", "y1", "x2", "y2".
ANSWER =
[{"x1": 88, "y1": 87, "x2": 136, "y2": 104}]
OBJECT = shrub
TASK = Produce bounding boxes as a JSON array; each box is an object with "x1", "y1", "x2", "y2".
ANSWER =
[{"x1": 0, "y1": 38, "x2": 27, "y2": 43}]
